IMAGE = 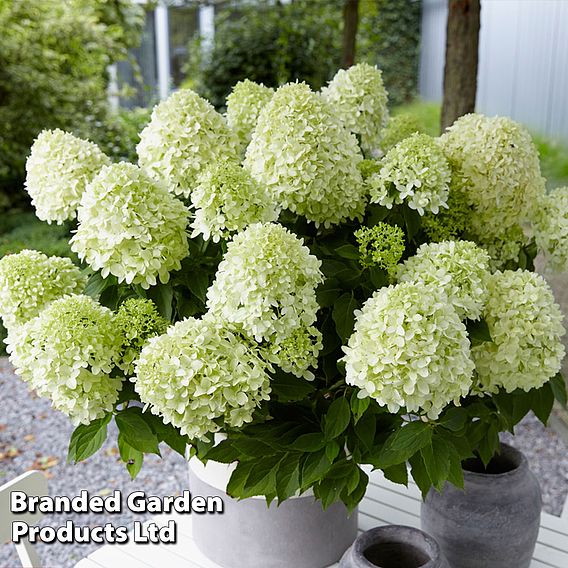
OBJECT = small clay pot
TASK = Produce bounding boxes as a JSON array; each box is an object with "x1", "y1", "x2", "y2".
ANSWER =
[
  {"x1": 339, "y1": 525, "x2": 450, "y2": 568},
  {"x1": 421, "y1": 443, "x2": 541, "y2": 568}
]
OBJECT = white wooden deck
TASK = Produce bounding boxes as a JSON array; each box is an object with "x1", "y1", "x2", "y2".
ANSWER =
[{"x1": 75, "y1": 470, "x2": 568, "y2": 568}]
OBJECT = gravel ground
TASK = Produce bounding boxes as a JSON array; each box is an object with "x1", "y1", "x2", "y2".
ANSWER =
[{"x1": 1, "y1": 356, "x2": 567, "y2": 568}]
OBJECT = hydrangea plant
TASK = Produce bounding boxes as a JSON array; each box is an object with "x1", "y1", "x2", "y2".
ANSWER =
[{"x1": 2, "y1": 72, "x2": 567, "y2": 511}]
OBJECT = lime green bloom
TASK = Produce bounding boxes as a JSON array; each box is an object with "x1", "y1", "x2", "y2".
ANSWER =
[
  {"x1": 472, "y1": 270, "x2": 565, "y2": 394},
  {"x1": 0, "y1": 250, "x2": 86, "y2": 329},
  {"x1": 25, "y1": 129, "x2": 110, "y2": 223},
  {"x1": 71, "y1": 163, "x2": 189, "y2": 289},
  {"x1": 134, "y1": 317, "x2": 271, "y2": 440},
  {"x1": 355, "y1": 223, "x2": 405, "y2": 273},
  {"x1": 380, "y1": 114, "x2": 422, "y2": 154},
  {"x1": 7, "y1": 295, "x2": 122, "y2": 424},
  {"x1": 137, "y1": 89, "x2": 240, "y2": 197},
  {"x1": 191, "y1": 161, "x2": 278, "y2": 242},
  {"x1": 115, "y1": 298, "x2": 168, "y2": 375},
  {"x1": 244, "y1": 82, "x2": 366, "y2": 227},
  {"x1": 397, "y1": 240, "x2": 491, "y2": 320},
  {"x1": 368, "y1": 133, "x2": 451, "y2": 215},
  {"x1": 342, "y1": 283, "x2": 474, "y2": 419},
  {"x1": 321, "y1": 63, "x2": 389, "y2": 153},
  {"x1": 226, "y1": 79, "x2": 274, "y2": 150}
]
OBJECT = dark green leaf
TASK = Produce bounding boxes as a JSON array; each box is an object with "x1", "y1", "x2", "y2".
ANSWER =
[
  {"x1": 354, "y1": 411, "x2": 376, "y2": 451},
  {"x1": 186, "y1": 269, "x2": 209, "y2": 303},
  {"x1": 149, "y1": 418, "x2": 188, "y2": 457},
  {"x1": 477, "y1": 423, "x2": 500, "y2": 466},
  {"x1": 369, "y1": 267, "x2": 388, "y2": 288},
  {"x1": 316, "y1": 279, "x2": 342, "y2": 308},
  {"x1": 291, "y1": 432, "x2": 326, "y2": 452},
  {"x1": 332, "y1": 292, "x2": 359, "y2": 343},
  {"x1": 275, "y1": 455, "x2": 301, "y2": 501},
  {"x1": 301, "y1": 450, "x2": 332, "y2": 487},
  {"x1": 374, "y1": 421, "x2": 433, "y2": 469},
  {"x1": 325, "y1": 440, "x2": 341, "y2": 463},
  {"x1": 241, "y1": 455, "x2": 282, "y2": 498},
  {"x1": 466, "y1": 319, "x2": 493, "y2": 346},
  {"x1": 420, "y1": 436, "x2": 450, "y2": 492},
  {"x1": 350, "y1": 392, "x2": 371, "y2": 424},
  {"x1": 402, "y1": 205, "x2": 422, "y2": 241},
  {"x1": 115, "y1": 409, "x2": 160, "y2": 455},
  {"x1": 446, "y1": 445, "x2": 465, "y2": 489},
  {"x1": 67, "y1": 414, "x2": 111, "y2": 463},
  {"x1": 271, "y1": 370, "x2": 316, "y2": 402},
  {"x1": 409, "y1": 453, "x2": 431, "y2": 499},
  {"x1": 551, "y1": 373, "x2": 567, "y2": 408},
  {"x1": 84, "y1": 272, "x2": 116, "y2": 299},
  {"x1": 147, "y1": 283, "x2": 174, "y2": 321},
  {"x1": 383, "y1": 463, "x2": 408, "y2": 486},
  {"x1": 342, "y1": 469, "x2": 368, "y2": 513},
  {"x1": 436, "y1": 406, "x2": 467, "y2": 432},
  {"x1": 227, "y1": 460, "x2": 255, "y2": 497},
  {"x1": 530, "y1": 382, "x2": 555, "y2": 425},
  {"x1": 118, "y1": 434, "x2": 144, "y2": 479},
  {"x1": 335, "y1": 244, "x2": 360, "y2": 260},
  {"x1": 204, "y1": 439, "x2": 241, "y2": 464},
  {"x1": 324, "y1": 397, "x2": 351, "y2": 440}
]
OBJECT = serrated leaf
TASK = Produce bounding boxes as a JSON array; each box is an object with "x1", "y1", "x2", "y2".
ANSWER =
[
  {"x1": 551, "y1": 373, "x2": 567, "y2": 408},
  {"x1": 477, "y1": 422, "x2": 499, "y2": 466},
  {"x1": 324, "y1": 397, "x2": 351, "y2": 440},
  {"x1": 241, "y1": 455, "x2": 282, "y2": 498},
  {"x1": 67, "y1": 414, "x2": 111, "y2": 463},
  {"x1": 436, "y1": 406, "x2": 467, "y2": 432},
  {"x1": 374, "y1": 421, "x2": 433, "y2": 469},
  {"x1": 275, "y1": 455, "x2": 301, "y2": 501},
  {"x1": 332, "y1": 292, "x2": 359, "y2": 342},
  {"x1": 383, "y1": 462, "x2": 409, "y2": 486},
  {"x1": 301, "y1": 450, "x2": 331, "y2": 487},
  {"x1": 342, "y1": 469, "x2": 368, "y2": 513},
  {"x1": 447, "y1": 445, "x2": 465, "y2": 489},
  {"x1": 226, "y1": 460, "x2": 255, "y2": 497},
  {"x1": 115, "y1": 409, "x2": 160, "y2": 455},
  {"x1": 530, "y1": 382, "x2": 554, "y2": 425},
  {"x1": 118, "y1": 434, "x2": 144, "y2": 479},
  {"x1": 409, "y1": 453, "x2": 431, "y2": 499},
  {"x1": 270, "y1": 370, "x2": 316, "y2": 402},
  {"x1": 204, "y1": 439, "x2": 241, "y2": 463},
  {"x1": 421, "y1": 436, "x2": 450, "y2": 492}
]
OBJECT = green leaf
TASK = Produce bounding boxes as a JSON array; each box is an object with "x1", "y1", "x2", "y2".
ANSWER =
[
  {"x1": 350, "y1": 392, "x2": 370, "y2": 424},
  {"x1": 436, "y1": 406, "x2": 467, "y2": 432},
  {"x1": 354, "y1": 411, "x2": 376, "y2": 451},
  {"x1": 409, "y1": 453, "x2": 432, "y2": 499},
  {"x1": 67, "y1": 414, "x2": 111, "y2": 463},
  {"x1": 477, "y1": 422, "x2": 500, "y2": 466},
  {"x1": 301, "y1": 450, "x2": 332, "y2": 488},
  {"x1": 383, "y1": 463, "x2": 409, "y2": 486},
  {"x1": 374, "y1": 421, "x2": 433, "y2": 469},
  {"x1": 325, "y1": 440, "x2": 341, "y2": 463},
  {"x1": 275, "y1": 455, "x2": 301, "y2": 501},
  {"x1": 446, "y1": 445, "x2": 465, "y2": 489},
  {"x1": 530, "y1": 382, "x2": 555, "y2": 425},
  {"x1": 115, "y1": 409, "x2": 160, "y2": 455},
  {"x1": 241, "y1": 455, "x2": 282, "y2": 498},
  {"x1": 369, "y1": 267, "x2": 388, "y2": 289},
  {"x1": 466, "y1": 319, "x2": 493, "y2": 346},
  {"x1": 402, "y1": 205, "x2": 422, "y2": 241},
  {"x1": 367, "y1": 204, "x2": 390, "y2": 226},
  {"x1": 232, "y1": 438, "x2": 276, "y2": 458},
  {"x1": 226, "y1": 460, "x2": 255, "y2": 497},
  {"x1": 316, "y1": 279, "x2": 342, "y2": 308},
  {"x1": 149, "y1": 418, "x2": 188, "y2": 457},
  {"x1": 270, "y1": 370, "x2": 316, "y2": 402},
  {"x1": 186, "y1": 269, "x2": 209, "y2": 303},
  {"x1": 342, "y1": 469, "x2": 368, "y2": 513},
  {"x1": 420, "y1": 436, "x2": 450, "y2": 491},
  {"x1": 317, "y1": 476, "x2": 347, "y2": 510},
  {"x1": 147, "y1": 283, "x2": 174, "y2": 321},
  {"x1": 332, "y1": 292, "x2": 359, "y2": 343},
  {"x1": 324, "y1": 397, "x2": 351, "y2": 440},
  {"x1": 84, "y1": 272, "x2": 117, "y2": 299},
  {"x1": 291, "y1": 432, "x2": 326, "y2": 453},
  {"x1": 335, "y1": 244, "x2": 360, "y2": 260},
  {"x1": 551, "y1": 373, "x2": 568, "y2": 408},
  {"x1": 118, "y1": 434, "x2": 144, "y2": 479},
  {"x1": 204, "y1": 439, "x2": 241, "y2": 464}
]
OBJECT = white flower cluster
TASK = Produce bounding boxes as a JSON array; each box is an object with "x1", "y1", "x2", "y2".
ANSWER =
[
  {"x1": 368, "y1": 133, "x2": 451, "y2": 215},
  {"x1": 533, "y1": 187, "x2": 568, "y2": 273},
  {"x1": 472, "y1": 270, "x2": 565, "y2": 394},
  {"x1": 134, "y1": 317, "x2": 271, "y2": 440},
  {"x1": 263, "y1": 325, "x2": 323, "y2": 380},
  {"x1": 342, "y1": 283, "x2": 474, "y2": 419},
  {"x1": 0, "y1": 250, "x2": 86, "y2": 329},
  {"x1": 137, "y1": 89, "x2": 240, "y2": 197},
  {"x1": 25, "y1": 129, "x2": 110, "y2": 224},
  {"x1": 226, "y1": 79, "x2": 274, "y2": 151},
  {"x1": 207, "y1": 223, "x2": 323, "y2": 343},
  {"x1": 441, "y1": 113, "x2": 545, "y2": 240},
  {"x1": 321, "y1": 63, "x2": 389, "y2": 153},
  {"x1": 397, "y1": 241, "x2": 491, "y2": 320},
  {"x1": 244, "y1": 82, "x2": 366, "y2": 227},
  {"x1": 71, "y1": 163, "x2": 189, "y2": 289},
  {"x1": 6, "y1": 295, "x2": 122, "y2": 424},
  {"x1": 477, "y1": 225, "x2": 529, "y2": 272},
  {"x1": 191, "y1": 161, "x2": 278, "y2": 242}
]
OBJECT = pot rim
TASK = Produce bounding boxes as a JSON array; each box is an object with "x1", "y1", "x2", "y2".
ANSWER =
[{"x1": 462, "y1": 442, "x2": 528, "y2": 480}]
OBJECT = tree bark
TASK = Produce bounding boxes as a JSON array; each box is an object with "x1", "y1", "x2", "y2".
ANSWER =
[
  {"x1": 441, "y1": 0, "x2": 481, "y2": 132},
  {"x1": 342, "y1": 0, "x2": 359, "y2": 69}
]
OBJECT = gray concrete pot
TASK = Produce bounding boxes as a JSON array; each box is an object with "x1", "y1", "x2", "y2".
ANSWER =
[
  {"x1": 189, "y1": 458, "x2": 358, "y2": 568},
  {"x1": 339, "y1": 525, "x2": 450, "y2": 568},
  {"x1": 420, "y1": 443, "x2": 541, "y2": 568}
]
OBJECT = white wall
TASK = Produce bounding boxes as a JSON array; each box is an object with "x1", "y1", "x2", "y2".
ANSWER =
[{"x1": 419, "y1": 0, "x2": 568, "y2": 141}]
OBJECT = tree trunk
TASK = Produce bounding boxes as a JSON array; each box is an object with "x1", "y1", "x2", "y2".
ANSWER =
[
  {"x1": 441, "y1": 0, "x2": 481, "y2": 132},
  {"x1": 342, "y1": 0, "x2": 359, "y2": 69}
]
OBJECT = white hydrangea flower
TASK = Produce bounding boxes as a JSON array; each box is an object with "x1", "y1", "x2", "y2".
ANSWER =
[
  {"x1": 207, "y1": 223, "x2": 324, "y2": 342},
  {"x1": 472, "y1": 270, "x2": 565, "y2": 394},
  {"x1": 191, "y1": 161, "x2": 279, "y2": 243},
  {"x1": 441, "y1": 114, "x2": 545, "y2": 240},
  {"x1": 321, "y1": 63, "x2": 389, "y2": 153},
  {"x1": 244, "y1": 82, "x2": 366, "y2": 227},
  {"x1": 342, "y1": 283, "x2": 475, "y2": 419},
  {"x1": 0, "y1": 250, "x2": 86, "y2": 329},
  {"x1": 262, "y1": 325, "x2": 323, "y2": 381},
  {"x1": 397, "y1": 241, "x2": 491, "y2": 320},
  {"x1": 533, "y1": 187, "x2": 568, "y2": 273},
  {"x1": 134, "y1": 317, "x2": 271, "y2": 440},
  {"x1": 368, "y1": 133, "x2": 451, "y2": 215},
  {"x1": 6, "y1": 295, "x2": 122, "y2": 425},
  {"x1": 226, "y1": 79, "x2": 274, "y2": 151},
  {"x1": 25, "y1": 129, "x2": 110, "y2": 224},
  {"x1": 71, "y1": 163, "x2": 189, "y2": 289},
  {"x1": 137, "y1": 89, "x2": 240, "y2": 197},
  {"x1": 477, "y1": 225, "x2": 529, "y2": 272}
]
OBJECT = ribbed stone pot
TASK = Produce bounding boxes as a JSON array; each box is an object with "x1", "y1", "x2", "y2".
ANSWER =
[
  {"x1": 189, "y1": 458, "x2": 358, "y2": 568},
  {"x1": 339, "y1": 525, "x2": 450, "y2": 568},
  {"x1": 420, "y1": 443, "x2": 541, "y2": 568}
]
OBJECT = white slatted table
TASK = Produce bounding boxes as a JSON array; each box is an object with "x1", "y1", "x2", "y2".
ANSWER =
[{"x1": 75, "y1": 470, "x2": 568, "y2": 568}]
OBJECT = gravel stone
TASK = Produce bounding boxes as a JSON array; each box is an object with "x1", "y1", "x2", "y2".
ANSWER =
[{"x1": 0, "y1": 357, "x2": 567, "y2": 567}]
